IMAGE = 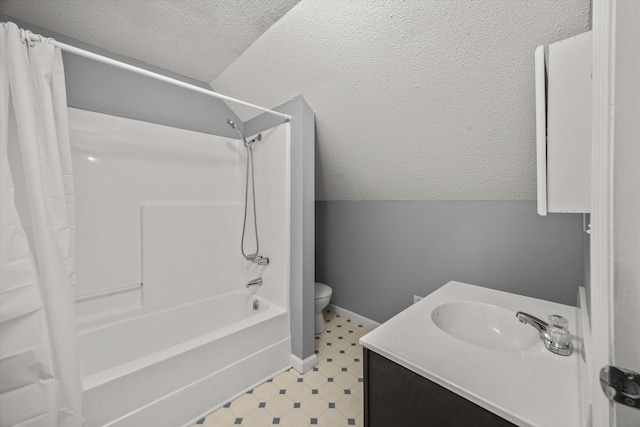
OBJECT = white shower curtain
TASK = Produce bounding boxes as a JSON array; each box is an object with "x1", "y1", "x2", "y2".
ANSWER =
[{"x1": 0, "y1": 22, "x2": 82, "y2": 427}]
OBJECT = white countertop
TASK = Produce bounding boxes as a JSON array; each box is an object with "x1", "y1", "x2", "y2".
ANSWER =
[{"x1": 360, "y1": 281, "x2": 582, "y2": 427}]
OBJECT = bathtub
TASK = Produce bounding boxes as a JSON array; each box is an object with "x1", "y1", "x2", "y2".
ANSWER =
[{"x1": 79, "y1": 290, "x2": 291, "y2": 427}]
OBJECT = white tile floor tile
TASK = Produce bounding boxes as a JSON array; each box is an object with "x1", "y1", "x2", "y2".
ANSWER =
[{"x1": 192, "y1": 309, "x2": 370, "y2": 426}]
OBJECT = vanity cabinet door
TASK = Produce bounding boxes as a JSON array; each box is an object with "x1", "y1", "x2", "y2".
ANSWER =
[{"x1": 363, "y1": 349, "x2": 515, "y2": 427}]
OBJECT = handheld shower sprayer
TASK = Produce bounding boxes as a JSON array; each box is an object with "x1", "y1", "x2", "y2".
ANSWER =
[
  {"x1": 226, "y1": 119, "x2": 269, "y2": 266},
  {"x1": 227, "y1": 119, "x2": 261, "y2": 147}
]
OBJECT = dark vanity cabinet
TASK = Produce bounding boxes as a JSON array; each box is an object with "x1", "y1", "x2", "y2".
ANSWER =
[{"x1": 363, "y1": 348, "x2": 516, "y2": 427}]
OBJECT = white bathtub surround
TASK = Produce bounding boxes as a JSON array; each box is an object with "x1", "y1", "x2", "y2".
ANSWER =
[
  {"x1": 327, "y1": 303, "x2": 380, "y2": 331},
  {"x1": 67, "y1": 110, "x2": 292, "y2": 425},
  {"x1": 1, "y1": 22, "x2": 82, "y2": 426},
  {"x1": 360, "y1": 281, "x2": 582, "y2": 427},
  {"x1": 69, "y1": 109, "x2": 291, "y2": 319}
]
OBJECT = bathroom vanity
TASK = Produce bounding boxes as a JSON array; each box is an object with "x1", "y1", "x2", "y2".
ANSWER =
[
  {"x1": 360, "y1": 281, "x2": 583, "y2": 427},
  {"x1": 363, "y1": 349, "x2": 516, "y2": 426}
]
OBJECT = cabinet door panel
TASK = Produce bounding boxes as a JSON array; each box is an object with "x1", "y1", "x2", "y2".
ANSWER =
[{"x1": 364, "y1": 349, "x2": 514, "y2": 427}]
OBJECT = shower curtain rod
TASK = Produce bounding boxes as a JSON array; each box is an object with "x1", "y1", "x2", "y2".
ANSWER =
[{"x1": 23, "y1": 30, "x2": 291, "y2": 123}]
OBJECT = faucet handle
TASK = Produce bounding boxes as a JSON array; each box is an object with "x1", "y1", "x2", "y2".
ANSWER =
[
  {"x1": 546, "y1": 314, "x2": 572, "y2": 355},
  {"x1": 547, "y1": 324, "x2": 571, "y2": 348},
  {"x1": 548, "y1": 314, "x2": 569, "y2": 329}
]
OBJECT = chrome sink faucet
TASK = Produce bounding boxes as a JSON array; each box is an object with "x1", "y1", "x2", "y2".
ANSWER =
[
  {"x1": 516, "y1": 312, "x2": 548, "y2": 334},
  {"x1": 516, "y1": 312, "x2": 572, "y2": 356}
]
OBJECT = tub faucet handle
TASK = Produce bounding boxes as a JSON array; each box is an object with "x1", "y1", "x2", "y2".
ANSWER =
[
  {"x1": 252, "y1": 255, "x2": 269, "y2": 266},
  {"x1": 246, "y1": 278, "x2": 263, "y2": 288}
]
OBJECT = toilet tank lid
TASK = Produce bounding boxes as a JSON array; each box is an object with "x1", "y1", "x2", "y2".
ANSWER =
[{"x1": 315, "y1": 282, "x2": 332, "y2": 299}]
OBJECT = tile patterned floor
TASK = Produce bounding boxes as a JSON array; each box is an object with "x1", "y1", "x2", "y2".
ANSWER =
[{"x1": 192, "y1": 309, "x2": 371, "y2": 426}]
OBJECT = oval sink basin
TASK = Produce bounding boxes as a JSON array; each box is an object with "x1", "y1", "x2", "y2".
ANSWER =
[{"x1": 431, "y1": 301, "x2": 539, "y2": 351}]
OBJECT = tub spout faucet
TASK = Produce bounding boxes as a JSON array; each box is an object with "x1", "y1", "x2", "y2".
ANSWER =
[
  {"x1": 516, "y1": 312, "x2": 572, "y2": 356},
  {"x1": 246, "y1": 278, "x2": 263, "y2": 288}
]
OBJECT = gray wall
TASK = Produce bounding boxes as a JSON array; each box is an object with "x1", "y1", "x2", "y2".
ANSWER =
[
  {"x1": 246, "y1": 96, "x2": 316, "y2": 361},
  {"x1": 1, "y1": 15, "x2": 241, "y2": 138},
  {"x1": 316, "y1": 201, "x2": 584, "y2": 323}
]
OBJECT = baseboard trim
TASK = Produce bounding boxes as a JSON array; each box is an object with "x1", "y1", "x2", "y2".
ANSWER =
[
  {"x1": 326, "y1": 303, "x2": 380, "y2": 330},
  {"x1": 291, "y1": 353, "x2": 317, "y2": 374}
]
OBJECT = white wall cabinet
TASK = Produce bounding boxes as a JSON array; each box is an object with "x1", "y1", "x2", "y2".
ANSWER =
[{"x1": 536, "y1": 31, "x2": 592, "y2": 215}]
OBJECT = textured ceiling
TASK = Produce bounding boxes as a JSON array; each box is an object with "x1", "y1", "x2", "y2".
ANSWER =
[
  {"x1": 2, "y1": 0, "x2": 591, "y2": 201},
  {"x1": 0, "y1": 0, "x2": 300, "y2": 82},
  {"x1": 212, "y1": 0, "x2": 591, "y2": 201}
]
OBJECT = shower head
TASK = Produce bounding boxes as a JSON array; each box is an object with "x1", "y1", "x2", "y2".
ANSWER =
[
  {"x1": 227, "y1": 118, "x2": 250, "y2": 147},
  {"x1": 226, "y1": 118, "x2": 260, "y2": 147}
]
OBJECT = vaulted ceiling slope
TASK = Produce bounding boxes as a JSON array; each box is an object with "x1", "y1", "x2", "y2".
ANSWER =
[
  {"x1": 1, "y1": 0, "x2": 301, "y2": 83},
  {"x1": 212, "y1": 0, "x2": 591, "y2": 201},
  {"x1": 2, "y1": 0, "x2": 591, "y2": 201}
]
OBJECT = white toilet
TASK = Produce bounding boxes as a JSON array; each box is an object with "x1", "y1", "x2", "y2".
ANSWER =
[{"x1": 314, "y1": 282, "x2": 333, "y2": 334}]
